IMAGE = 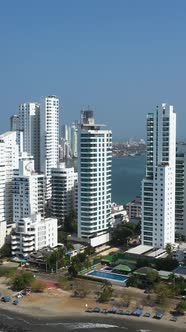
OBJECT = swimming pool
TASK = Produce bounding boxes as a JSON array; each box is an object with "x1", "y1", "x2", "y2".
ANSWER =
[{"x1": 87, "y1": 270, "x2": 128, "y2": 282}]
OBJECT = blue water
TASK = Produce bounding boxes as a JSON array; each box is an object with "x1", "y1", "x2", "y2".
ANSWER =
[
  {"x1": 88, "y1": 270, "x2": 128, "y2": 282},
  {"x1": 103, "y1": 267, "x2": 113, "y2": 271},
  {"x1": 112, "y1": 155, "x2": 145, "y2": 204},
  {"x1": 67, "y1": 155, "x2": 146, "y2": 205}
]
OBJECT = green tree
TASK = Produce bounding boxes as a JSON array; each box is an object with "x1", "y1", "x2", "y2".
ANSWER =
[
  {"x1": 154, "y1": 283, "x2": 173, "y2": 306},
  {"x1": 111, "y1": 225, "x2": 134, "y2": 245},
  {"x1": 175, "y1": 301, "x2": 186, "y2": 315},
  {"x1": 12, "y1": 271, "x2": 34, "y2": 291},
  {"x1": 146, "y1": 270, "x2": 160, "y2": 289},
  {"x1": 172, "y1": 276, "x2": 186, "y2": 296},
  {"x1": 43, "y1": 247, "x2": 66, "y2": 272},
  {"x1": 136, "y1": 258, "x2": 150, "y2": 269},
  {"x1": 84, "y1": 245, "x2": 95, "y2": 256},
  {"x1": 165, "y1": 243, "x2": 173, "y2": 256},
  {"x1": 63, "y1": 210, "x2": 77, "y2": 233},
  {"x1": 0, "y1": 243, "x2": 11, "y2": 258},
  {"x1": 98, "y1": 282, "x2": 113, "y2": 303},
  {"x1": 68, "y1": 264, "x2": 78, "y2": 277},
  {"x1": 155, "y1": 257, "x2": 179, "y2": 271},
  {"x1": 58, "y1": 230, "x2": 68, "y2": 243}
]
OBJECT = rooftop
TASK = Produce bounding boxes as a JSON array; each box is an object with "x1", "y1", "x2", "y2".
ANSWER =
[
  {"x1": 112, "y1": 264, "x2": 134, "y2": 273},
  {"x1": 146, "y1": 248, "x2": 166, "y2": 258},
  {"x1": 125, "y1": 245, "x2": 153, "y2": 255}
]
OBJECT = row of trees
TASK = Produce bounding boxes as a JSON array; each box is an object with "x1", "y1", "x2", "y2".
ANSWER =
[
  {"x1": 43, "y1": 244, "x2": 96, "y2": 274},
  {"x1": 127, "y1": 268, "x2": 186, "y2": 311}
]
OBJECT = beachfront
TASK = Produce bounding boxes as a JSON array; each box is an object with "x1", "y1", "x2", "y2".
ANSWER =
[{"x1": 0, "y1": 276, "x2": 185, "y2": 331}]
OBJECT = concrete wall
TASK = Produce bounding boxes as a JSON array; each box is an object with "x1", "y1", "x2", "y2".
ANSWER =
[{"x1": 90, "y1": 232, "x2": 111, "y2": 247}]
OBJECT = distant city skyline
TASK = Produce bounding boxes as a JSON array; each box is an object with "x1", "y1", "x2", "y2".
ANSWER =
[{"x1": 1, "y1": 1, "x2": 186, "y2": 138}]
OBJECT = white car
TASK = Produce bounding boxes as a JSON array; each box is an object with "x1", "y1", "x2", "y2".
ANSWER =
[{"x1": 16, "y1": 293, "x2": 23, "y2": 298}]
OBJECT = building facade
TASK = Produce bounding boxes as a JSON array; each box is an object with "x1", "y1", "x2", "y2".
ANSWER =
[
  {"x1": 40, "y1": 96, "x2": 59, "y2": 199},
  {"x1": 10, "y1": 115, "x2": 19, "y2": 131},
  {"x1": 126, "y1": 196, "x2": 141, "y2": 220},
  {"x1": 61, "y1": 122, "x2": 78, "y2": 159},
  {"x1": 11, "y1": 214, "x2": 58, "y2": 258},
  {"x1": 141, "y1": 104, "x2": 176, "y2": 248},
  {"x1": 13, "y1": 154, "x2": 45, "y2": 223},
  {"x1": 78, "y1": 110, "x2": 112, "y2": 245},
  {"x1": 71, "y1": 122, "x2": 78, "y2": 158},
  {"x1": 0, "y1": 132, "x2": 19, "y2": 223},
  {"x1": 175, "y1": 152, "x2": 186, "y2": 239},
  {"x1": 19, "y1": 102, "x2": 40, "y2": 172},
  {"x1": 0, "y1": 138, "x2": 6, "y2": 247},
  {"x1": 51, "y1": 163, "x2": 78, "y2": 224}
]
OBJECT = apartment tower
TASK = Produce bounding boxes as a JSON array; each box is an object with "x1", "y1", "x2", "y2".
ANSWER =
[
  {"x1": 51, "y1": 163, "x2": 78, "y2": 225},
  {"x1": 40, "y1": 96, "x2": 59, "y2": 199},
  {"x1": 78, "y1": 110, "x2": 112, "y2": 245},
  {"x1": 19, "y1": 103, "x2": 40, "y2": 172},
  {"x1": 141, "y1": 104, "x2": 176, "y2": 248},
  {"x1": 175, "y1": 151, "x2": 186, "y2": 240}
]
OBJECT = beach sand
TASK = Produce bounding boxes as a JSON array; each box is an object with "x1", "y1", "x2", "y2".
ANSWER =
[{"x1": 0, "y1": 277, "x2": 185, "y2": 330}]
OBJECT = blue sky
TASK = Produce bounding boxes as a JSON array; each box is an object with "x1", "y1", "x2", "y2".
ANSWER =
[{"x1": 0, "y1": 0, "x2": 186, "y2": 139}]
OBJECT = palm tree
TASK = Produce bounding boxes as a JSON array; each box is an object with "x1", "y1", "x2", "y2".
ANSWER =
[{"x1": 165, "y1": 243, "x2": 173, "y2": 256}]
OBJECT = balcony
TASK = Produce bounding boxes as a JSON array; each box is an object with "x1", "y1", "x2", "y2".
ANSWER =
[{"x1": 23, "y1": 241, "x2": 34, "y2": 247}]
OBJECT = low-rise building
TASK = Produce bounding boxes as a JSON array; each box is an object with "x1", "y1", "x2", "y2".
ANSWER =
[
  {"x1": 11, "y1": 214, "x2": 58, "y2": 258},
  {"x1": 126, "y1": 196, "x2": 141, "y2": 220},
  {"x1": 111, "y1": 202, "x2": 129, "y2": 228}
]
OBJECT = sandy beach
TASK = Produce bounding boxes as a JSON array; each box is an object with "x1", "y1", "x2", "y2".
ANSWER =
[{"x1": 0, "y1": 276, "x2": 185, "y2": 331}]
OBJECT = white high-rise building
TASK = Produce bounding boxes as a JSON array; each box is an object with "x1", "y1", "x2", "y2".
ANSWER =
[
  {"x1": 61, "y1": 122, "x2": 78, "y2": 159},
  {"x1": 40, "y1": 96, "x2": 59, "y2": 199},
  {"x1": 71, "y1": 122, "x2": 78, "y2": 158},
  {"x1": 0, "y1": 138, "x2": 6, "y2": 247},
  {"x1": 141, "y1": 104, "x2": 176, "y2": 248},
  {"x1": 51, "y1": 163, "x2": 78, "y2": 224},
  {"x1": 11, "y1": 214, "x2": 58, "y2": 258},
  {"x1": 78, "y1": 110, "x2": 112, "y2": 246},
  {"x1": 0, "y1": 132, "x2": 19, "y2": 247},
  {"x1": 19, "y1": 103, "x2": 40, "y2": 172},
  {"x1": 0, "y1": 132, "x2": 19, "y2": 223},
  {"x1": 175, "y1": 152, "x2": 186, "y2": 239},
  {"x1": 13, "y1": 154, "x2": 45, "y2": 223}
]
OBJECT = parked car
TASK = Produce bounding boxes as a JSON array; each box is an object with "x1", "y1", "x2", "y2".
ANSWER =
[
  {"x1": 144, "y1": 312, "x2": 151, "y2": 318},
  {"x1": 123, "y1": 310, "x2": 131, "y2": 315},
  {"x1": 101, "y1": 309, "x2": 108, "y2": 314},
  {"x1": 92, "y1": 307, "x2": 101, "y2": 313},
  {"x1": 116, "y1": 309, "x2": 124, "y2": 315},
  {"x1": 85, "y1": 308, "x2": 93, "y2": 313},
  {"x1": 1, "y1": 296, "x2": 11, "y2": 302},
  {"x1": 154, "y1": 312, "x2": 163, "y2": 319},
  {"x1": 170, "y1": 316, "x2": 178, "y2": 322}
]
